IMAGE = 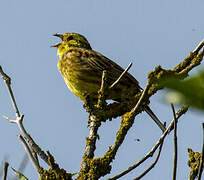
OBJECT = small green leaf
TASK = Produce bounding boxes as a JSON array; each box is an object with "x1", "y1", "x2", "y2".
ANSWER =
[
  {"x1": 164, "y1": 70, "x2": 204, "y2": 111},
  {"x1": 12, "y1": 168, "x2": 29, "y2": 180}
]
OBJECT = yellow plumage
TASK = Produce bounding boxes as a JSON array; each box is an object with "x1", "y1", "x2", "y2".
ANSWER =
[{"x1": 52, "y1": 32, "x2": 166, "y2": 132}]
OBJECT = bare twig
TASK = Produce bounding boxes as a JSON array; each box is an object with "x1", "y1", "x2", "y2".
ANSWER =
[
  {"x1": 110, "y1": 62, "x2": 132, "y2": 88},
  {"x1": 100, "y1": 70, "x2": 107, "y2": 93},
  {"x1": 0, "y1": 66, "x2": 20, "y2": 117},
  {"x1": 97, "y1": 70, "x2": 108, "y2": 108},
  {"x1": 18, "y1": 135, "x2": 40, "y2": 173},
  {"x1": 198, "y1": 123, "x2": 204, "y2": 180},
  {"x1": 133, "y1": 83, "x2": 150, "y2": 112},
  {"x1": 108, "y1": 106, "x2": 188, "y2": 180},
  {"x1": 3, "y1": 162, "x2": 9, "y2": 180},
  {"x1": 32, "y1": 152, "x2": 40, "y2": 169},
  {"x1": 171, "y1": 104, "x2": 178, "y2": 180},
  {"x1": 3, "y1": 115, "x2": 49, "y2": 165},
  {"x1": 134, "y1": 139, "x2": 164, "y2": 180},
  {"x1": 168, "y1": 106, "x2": 189, "y2": 132},
  {"x1": 0, "y1": 157, "x2": 9, "y2": 178},
  {"x1": 0, "y1": 66, "x2": 49, "y2": 165},
  {"x1": 193, "y1": 39, "x2": 204, "y2": 54},
  {"x1": 137, "y1": 83, "x2": 166, "y2": 132}
]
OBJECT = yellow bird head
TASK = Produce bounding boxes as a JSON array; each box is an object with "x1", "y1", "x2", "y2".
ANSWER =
[{"x1": 52, "y1": 33, "x2": 92, "y2": 57}]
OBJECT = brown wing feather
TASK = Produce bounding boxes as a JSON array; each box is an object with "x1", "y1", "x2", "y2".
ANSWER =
[{"x1": 81, "y1": 48, "x2": 141, "y2": 89}]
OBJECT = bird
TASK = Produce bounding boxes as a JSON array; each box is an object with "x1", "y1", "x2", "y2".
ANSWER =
[{"x1": 52, "y1": 32, "x2": 166, "y2": 132}]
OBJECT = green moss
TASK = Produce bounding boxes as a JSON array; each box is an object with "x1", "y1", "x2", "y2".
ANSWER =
[
  {"x1": 38, "y1": 152, "x2": 72, "y2": 180},
  {"x1": 77, "y1": 47, "x2": 204, "y2": 180},
  {"x1": 187, "y1": 148, "x2": 201, "y2": 180},
  {"x1": 78, "y1": 156, "x2": 112, "y2": 180},
  {"x1": 39, "y1": 167, "x2": 72, "y2": 180},
  {"x1": 78, "y1": 109, "x2": 137, "y2": 180}
]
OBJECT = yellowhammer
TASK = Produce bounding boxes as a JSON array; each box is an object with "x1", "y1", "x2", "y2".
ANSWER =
[{"x1": 52, "y1": 32, "x2": 166, "y2": 132}]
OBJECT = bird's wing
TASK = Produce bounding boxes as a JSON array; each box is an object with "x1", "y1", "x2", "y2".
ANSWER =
[{"x1": 81, "y1": 48, "x2": 140, "y2": 87}]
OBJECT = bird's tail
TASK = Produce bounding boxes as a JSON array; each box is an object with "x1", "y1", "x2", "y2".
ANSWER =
[{"x1": 144, "y1": 106, "x2": 166, "y2": 132}]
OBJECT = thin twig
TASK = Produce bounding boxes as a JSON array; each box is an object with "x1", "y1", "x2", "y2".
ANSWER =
[
  {"x1": 0, "y1": 66, "x2": 49, "y2": 165},
  {"x1": 110, "y1": 62, "x2": 132, "y2": 88},
  {"x1": 97, "y1": 70, "x2": 107, "y2": 108},
  {"x1": 169, "y1": 105, "x2": 189, "y2": 132},
  {"x1": 198, "y1": 123, "x2": 204, "y2": 180},
  {"x1": 171, "y1": 104, "x2": 178, "y2": 180},
  {"x1": 134, "y1": 140, "x2": 164, "y2": 180},
  {"x1": 133, "y1": 83, "x2": 150, "y2": 112},
  {"x1": 0, "y1": 66, "x2": 20, "y2": 117},
  {"x1": 100, "y1": 70, "x2": 107, "y2": 92},
  {"x1": 135, "y1": 83, "x2": 166, "y2": 132},
  {"x1": 108, "y1": 106, "x2": 188, "y2": 180},
  {"x1": 18, "y1": 135, "x2": 40, "y2": 173},
  {"x1": 3, "y1": 115, "x2": 49, "y2": 164},
  {"x1": 3, "y1": 162, "x2": 9, "y2": 180},
  {"x1": 0, "y1": 156, "x2": 9, "y2": 178},
  {"x1": 32, "y1": 152, "x2": 40, "y2": 169},
  {"x1": 193, "y1": 39, "x2": 204, "y2": 54}
]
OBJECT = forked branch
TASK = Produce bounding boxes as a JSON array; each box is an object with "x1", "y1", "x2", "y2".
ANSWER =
[{"x1": 108, "y1": 106, "x2": 188, "y2": 180}]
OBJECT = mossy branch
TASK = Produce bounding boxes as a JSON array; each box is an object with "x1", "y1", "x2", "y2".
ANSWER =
[
  {"x1": 97, "y1": 42, "x2": 204, "y2": 120},
  {"x1": 79, "y1": 39, "x2": 203, "y2": 180}
]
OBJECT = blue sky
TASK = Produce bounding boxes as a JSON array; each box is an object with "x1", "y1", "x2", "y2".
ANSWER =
[{"x1": 0, "y1": 0, "x2": 204, "y2": 179}]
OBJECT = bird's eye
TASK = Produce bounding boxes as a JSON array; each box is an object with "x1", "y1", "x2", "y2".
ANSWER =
[{"x1": 67, "y1": 36, "x2": 74, "y2": 41}]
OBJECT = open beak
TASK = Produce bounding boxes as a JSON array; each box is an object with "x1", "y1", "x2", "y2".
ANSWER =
[
  {"x1": 53, "y1": 33, "x2": 63, "y2": 39},
  {"x1": 50, "y1": 42, "x2": 61, "y2": 48},
  {"x1": 51, "y1": 33, "x2": 63, "y2": 47}
]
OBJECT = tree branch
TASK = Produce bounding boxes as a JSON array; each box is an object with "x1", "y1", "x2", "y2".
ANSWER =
[
  {"x1": 80, "y1": 71, "x2": 107, "y2": 174},
  {"x1": 0, "y1": 66, "x2": 49, "y2": 165},
  {"x1": 171, "y1": 104, "x2": 178, "y2": 180},
  {"x1": 134, "y1": 140, "x2": 164, "y2": 180},
  {"x1": 110, "y1": 62, "x2": 133, "y2": 89},
  {"x1": 18, "y1": 135, "x2": 40, "y2": 173},
  {"x1": 3, "y1": 162, "x2": 9, "y2": 180},
  {"x1": 106, "y1": 83, "x2": 150, "y2": 162},
  {"x1": 77, "y1": 38, "x2": 202, "y2": 180},
  {"x1": 0, "y1": 66, "x2": 20, "y2": 117},
  {"x1": 95, "y1": 39, "x2": 204, "y2": 121},
  {"x1": 193, "y1": 39, "x2": 204, "y2": 54},
  {"x1": 108, "y1": 106, "x2": 188, "y2": 180}
]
